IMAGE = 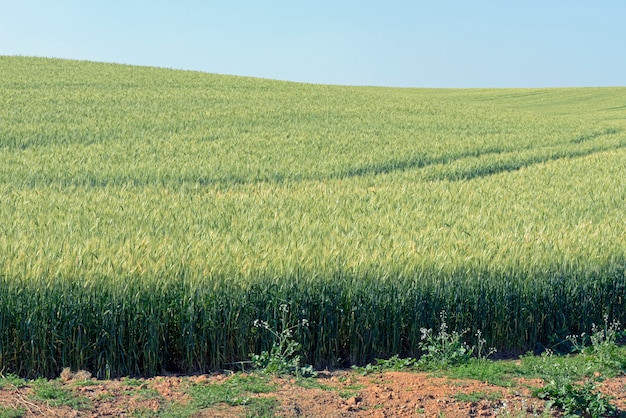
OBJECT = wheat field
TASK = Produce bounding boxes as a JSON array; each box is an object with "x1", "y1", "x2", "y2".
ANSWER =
[{"x1": 1, "y1": 56, "x2": 625, "y2": 377}]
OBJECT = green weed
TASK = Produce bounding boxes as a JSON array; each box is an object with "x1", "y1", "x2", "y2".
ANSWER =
[
  {"x1": 440, "y1": 358, "x2": 519, "y2": 387},
  {"x1": 250, "y1": 304, "x2": 316, "y2": 377},
  {"x1": 184, "y1": 374, "x2": 278, "y2": 416},
  {"x1": 418, "y1": 312, "x2": 473, "y2": 368},
  {"x1": 30, "y1": 378, "x2": 92, "y2": 410},
  {"x1": 0, "y1": 374, "x2": 26, "y2": 390},
  {"x1": 352, "y1": 355, "x2": 417, "y2": 375},
  {"x1": 0, "y1": 407, "x2": 25, "y2": 418},
  {"x1": 527, "y1": 320, "x2": 625, "y2": 417},
  {"x1": 417, "y1": 312, "x2": 496, "y2": 369},
  {"x1": 566, "y1": 315, "x2": 626, "y2": 375},
  {"x1": 452, "y1": 390, "x2": 502, "y2": 403},
  {"x1": 533, "y1": 379, "x2": 617, "y2": 417}
]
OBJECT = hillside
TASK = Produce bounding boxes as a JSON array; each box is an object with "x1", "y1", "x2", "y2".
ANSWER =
[{"x1": 0, "y1": 56, "x2": 625, "y2": 378}]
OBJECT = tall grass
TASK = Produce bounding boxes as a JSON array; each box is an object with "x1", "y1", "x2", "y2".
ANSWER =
[{"x1": 0, "y1": 56, "x2": 625, "y2": 377}]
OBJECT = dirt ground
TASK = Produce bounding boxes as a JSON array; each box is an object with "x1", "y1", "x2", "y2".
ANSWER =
[{"x1": 1, "y1": 369, "x2": 625, "y2": 417}]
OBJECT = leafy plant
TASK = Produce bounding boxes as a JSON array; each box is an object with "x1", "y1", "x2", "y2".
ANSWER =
[
  {"x1": 529, "y1": 320, "x2": 625, "y2": 417},
  {"x1": 474, "y1": 329, "x2": 498, "y2": 361},
  {"x1": 352, "y1": 355, "x2": 416, "y2": 375},
  {"x1": 417, "y1": 312, "x2": 473, "y2": 369},
  {"x1": 416, "y1": 312, "x2": 497, "y2": 370},
  {"x1": 377, "y1": 355, "x2": 417, "y2": 371},
  {"x1": 533, "y1": 379, "x2": 617, "y2": 417},
  {"x1": 250, "y1": 304, "x2": 316, "y2": 377},
  {"x1": 567, "y1": 315, "x2": 626, "y2": 374}
]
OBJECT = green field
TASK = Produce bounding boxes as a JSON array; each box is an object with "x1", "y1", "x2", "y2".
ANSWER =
[{"x1": 1, "y1": 56, "x2": 625, "y2": 378}]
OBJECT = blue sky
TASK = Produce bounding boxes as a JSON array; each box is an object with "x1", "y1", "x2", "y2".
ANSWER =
[{"x1": 1, "y1": 0, "x2": 625, "y2": 87}]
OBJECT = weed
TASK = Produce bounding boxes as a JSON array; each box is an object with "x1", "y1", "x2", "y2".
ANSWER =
[
  {"x1": 244, "y1": 397, "x2": 278, "y2": 417},
  {"x1": 296, "y1": 375, "x2": 362, "y2": 399},
  {"x1": 533, "y1": 379, "x2": 617, "y2": 417},
  {"x1": 529, "y1": 320, "x2": 625, "y2": 417},
  {"x1": 184, "y1": 374, "x2": 278, "y2": 416},
  {"x1": 475, "y1": 329, "x2": 498, "y2": 361},
  {"x1": 250, "y1": 304, "x2": 316, "y2": 377},
  {"x1": 352, "y1": 354, "x2": 416, "y2": 375},
  {"x1": 30, "y1": 378, "x2": 92, "y2": 410},
  {"x1": 453, "y1": 390, "x2": 502, "y2": 403},
  {"x1": 417, "y1": 312, "x2": 473, "y2": 369},
  {"x1": 351, "y1": 362, "x2": 380, "y2": 376},
  {"x1": 294, "y1": 378, "x2": 334, "y2": 391},
  {"x1": 145, "y1": 401, "x2": 197, "y2": 418},
  {"x1": 123, "y1": 377, "x2": 145, "y2": 387},
  {"x1": 351, "y1": 313, "x2": 497, "y2": 375},
  {"x1": 337, "y1": 374, "x2": 358, "y2": 384},
  {"x1": 71, "y1": 379, "x2": 99, "y2": 387},
  {"x1": 0, "y1": 407, "x2": 25, "y2": 418},
  {"x1": 337, "y1": 384, "x2": 364, "y2": 400},
  {"x1": 354, "y1": 313, "x2": 495, "y2": 374},
  {"x1": 442, "y1": 358, "x2": 518, "y2": 387},
  {"x1": 567, "y1": 315, "x2": 626, "y2": 374},
  {"x1": 95, "y1": 391, "x2": 116, "y2": 402},
  {"x1": 375, "y1": 355, "x2": 417, "y2": 371},
  {"x1": 0, "y1": 374, "x2": 26, "y2": 390},
  {"x1": 133, "y1": 387, "x2": 163, "y2": 401}
]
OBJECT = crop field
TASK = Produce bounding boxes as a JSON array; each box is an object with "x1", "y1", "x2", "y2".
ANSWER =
[{"x1": 0, "y1": 56, "x2": 625, "y2": 378}]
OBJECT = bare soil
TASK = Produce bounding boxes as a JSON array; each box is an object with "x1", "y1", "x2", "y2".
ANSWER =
[{"x1": 1, "y1": 370, "x2": 625, "y2": 417}]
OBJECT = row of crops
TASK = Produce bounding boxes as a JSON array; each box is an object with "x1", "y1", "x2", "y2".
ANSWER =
[{"x1": 1, "y1": 56, "x2": 625, "y2": 377}]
